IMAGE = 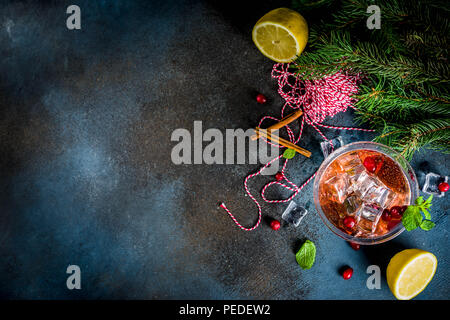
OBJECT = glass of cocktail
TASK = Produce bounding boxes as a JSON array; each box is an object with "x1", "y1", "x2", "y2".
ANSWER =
[{"x1": 313, "y1": 141, "x2": 419, "y2": 245}]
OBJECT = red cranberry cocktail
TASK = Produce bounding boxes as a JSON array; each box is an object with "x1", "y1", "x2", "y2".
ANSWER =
[{"x1": 313, "y1": 142, "x2": 419, "y2": 245}]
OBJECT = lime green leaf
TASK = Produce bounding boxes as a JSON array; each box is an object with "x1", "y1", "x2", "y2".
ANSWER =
[
  {"x1": 421, "y1": 208, "x2": 431, "y2": 220},
  {"x1": 283, "y1": 148, "x2": 296, "y2": 159},
  {"x1": 402, "y1": 206, "x2": 423, "y2": 231},
  {"x1": 423, "y1": 195, "x2": 433, "y2": 209},
  {"x1": 296, "y1": 240, "x2": 316, "y2": 270},
  {"x1": 424, "y1": 194, "x2": 433, "y2": 204},
  {"x1": 420, "y1": 220, "x2": 435, "y2": 231},
  {"x1": 415, "y1": 196, "x2": 424, "y2": 206}
]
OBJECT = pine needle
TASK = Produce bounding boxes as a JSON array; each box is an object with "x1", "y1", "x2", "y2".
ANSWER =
[{"x1": 291, "y1": 0, "x2": 450, "y2": 159}]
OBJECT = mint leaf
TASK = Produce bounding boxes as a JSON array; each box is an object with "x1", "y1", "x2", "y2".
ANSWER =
[
  {"x1": 415, "y1": 196, "x2": 424, "y2": 206},
  {"x1": 402, "y1": 206, "x2": 423, "y2": 231},
  {"x1": 283, "y1": 149, "x2": 296, "y2": 159},
  {"x1": 420, "y1": 220, "x2": 435, "y2": 231},
  {"x1": 424, "y1": 194, "x2": 433, "y2": 203},
  {"x1": 421, "y1": 208, "x2": 431, "y2": 220},
  {"x1": 296, "y1": 240, "x2": 316, "y2": 270},
  {"x1": 403, "y1": 196, "x2": 435, "y2": 232},
  {"x1": 423, "y1": 195, "x2": 433, "y2": 209}
]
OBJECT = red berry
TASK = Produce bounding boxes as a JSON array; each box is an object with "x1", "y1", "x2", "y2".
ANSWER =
[
  {"x1": 349, "y1": 242, "x2": 360, "y2": 250},
  {"x1": 270, "y1": 220, "x2": 281, "y2": 230},
  {"x1": 390, "y1": 206, "x2": 402, "y2": 219},
  {"x1": 343, "y1": 216, "x2": 356, "y2": 228},
  {"x1": 381, "y1": 208, "x2": 392, "y2": 221},
  {"x1": 438, "y1": 182, "x2": 449, "y2": 192},
  {"x1": 256, "y1": 93, "x2": 267, "y2": 104},
  {"x1": 399, "y1": 205, "x2": 408, "y2": 214},
  {"x1": 363, "y1": 157, "x2": 376, "y2": 173},
  {"x1": 387, "y1": 219, "x2": 401, "y2": 230},
  {"x1": 342, "y1": 267, "x2": 353, "y2": 280},
  {"x1": 275, "y1": 172, "x2": 284, "y2": 181},
  {"x1": 375, "y1": 160, "x2": 383, "y2": 173}
]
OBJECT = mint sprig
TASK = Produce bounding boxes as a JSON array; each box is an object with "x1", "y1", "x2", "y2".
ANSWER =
[
  {"x1": 295, "y1": 239, "x2": 316, "y2": 270},
  {"x1": 402, "y1": 195, "x2": 435, "y2": 231}
]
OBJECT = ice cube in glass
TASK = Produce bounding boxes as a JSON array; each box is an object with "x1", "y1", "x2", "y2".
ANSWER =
[
  {"x1": 371, "y1": 186, "x2": 396, "y2": 208},
  {"x1": 353, "y1": 171, "x2": 381, "y2": 201},
  {"x1": 324, "y1": 175, "x2": 350, "y2": 203},
  {"x1": 336, "y1": 151, "x2": 365, "y2": 179},
  {"x1": 321, "y1": 136, "x2": 345, "y2": 158},
  {"x1": 422, "y1": 172, "x2": 448, "y2": 198},
  {"x1": 282, "y1": 201, "x2": 308, "y2": 227},
  {"x1": 343, "y1": 194, "x2": 362, "y2": 215},
  {"x1": 360, "y1": 179, "x2": 396, "y2": 208},
  {"x1": 355, "y1": 203, "x2": 383, "y2": 234}
]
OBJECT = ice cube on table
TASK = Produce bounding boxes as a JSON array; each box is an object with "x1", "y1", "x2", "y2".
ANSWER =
[
  {"x1": 343, "y1": 194, "x2": 362, "y2": 215},
  {"x1": 324, "y1": 175, "x2": 350, "y2": 203},
  {"x1": 282, "y1": 201, "x2": 308, "y2": 227},
  {"x1": 422, "y1": 172, "x2": 448, "y2": 197},
  {"x1": 355, "y1": 203, "x2": 383, "y2": 234},
  {"x1": 321, "y1": 136, "x2": 345, "y2": 158}
]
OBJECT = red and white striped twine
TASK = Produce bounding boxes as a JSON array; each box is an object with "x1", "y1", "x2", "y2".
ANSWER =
[{"x1": 220, "y1": 63, "x2": 375, "y2": 231}]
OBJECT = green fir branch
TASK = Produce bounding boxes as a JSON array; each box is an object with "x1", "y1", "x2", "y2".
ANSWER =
[{"x1": 291, "y1": 0, "x2": 450, "y2": 159}]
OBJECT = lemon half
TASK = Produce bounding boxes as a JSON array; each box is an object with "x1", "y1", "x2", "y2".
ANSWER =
[
  {"x1": 252, "y1": 8, "x2": 308, "y2": 63},
  {"x1": 386, "y1": 249, "x2": 437, "y2": 300}
]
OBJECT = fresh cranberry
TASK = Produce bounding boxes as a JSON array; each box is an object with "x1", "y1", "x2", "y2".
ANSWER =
[
  {"x1": 375, "y1": 160, "x2": 383, "y2": 173},
  {"x1": 343, "y1": 216, "x2": 356, "y2": 228},
  {"x1": 381, "y1": 208, "x2": 392, "y2": 221},
  {"x1": 270, "y1": 220, "x2": 281, "y2": 230},
  {"x1": 363, "y1": 157, "x2": 376, "y2": 173},
  {"x1": 390, "y1": 206, "x2": 402, "y2": 219},
  {"x1": 349, "y1": 242, "x2": 360, "y2": 250},
  {"x1": 342, "y1": 267, "x2": 353, "y2": 280},
  {"x1": 438, "y1": 182, "x2": 449, "y2": 192},
  {"x1": 275, "y1": 173, "x2": 284, "y2": 181},
  {"x1": 256, "y1": 93, "x2": 267, "y2": 104},
  {"x1": 387, "y1": 219, "x2": 401, "y2": 230}
]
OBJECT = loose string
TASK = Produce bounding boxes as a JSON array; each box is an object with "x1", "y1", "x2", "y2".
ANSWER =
[{"x1": 220, "y1": 63, "x2": 375, "y2": 231}]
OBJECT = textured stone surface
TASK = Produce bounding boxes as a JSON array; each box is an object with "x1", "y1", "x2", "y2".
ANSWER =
[{"x1": 0, "y1": 0, "x2": 448, "y2": 299}]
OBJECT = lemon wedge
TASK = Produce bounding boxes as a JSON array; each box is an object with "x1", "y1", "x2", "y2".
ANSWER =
[
  {"x1": 252, "y1": 8, "x2": 308, "y2": 63},
  {"x1": 386, "y1": 249, "x2": 437, "y2": 300}
]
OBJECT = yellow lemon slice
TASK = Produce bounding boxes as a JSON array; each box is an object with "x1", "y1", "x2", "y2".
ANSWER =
[
  {"x1": 386, "y1": 249, "x2": 437, "y2": 300},
  {"x1": 252, "y1": 8, "x2": 308, "y2": 63}
]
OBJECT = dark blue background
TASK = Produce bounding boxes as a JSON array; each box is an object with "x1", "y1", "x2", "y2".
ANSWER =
[{"x1": 0, "y1": 0, "x2": 448, "y2": 299}]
